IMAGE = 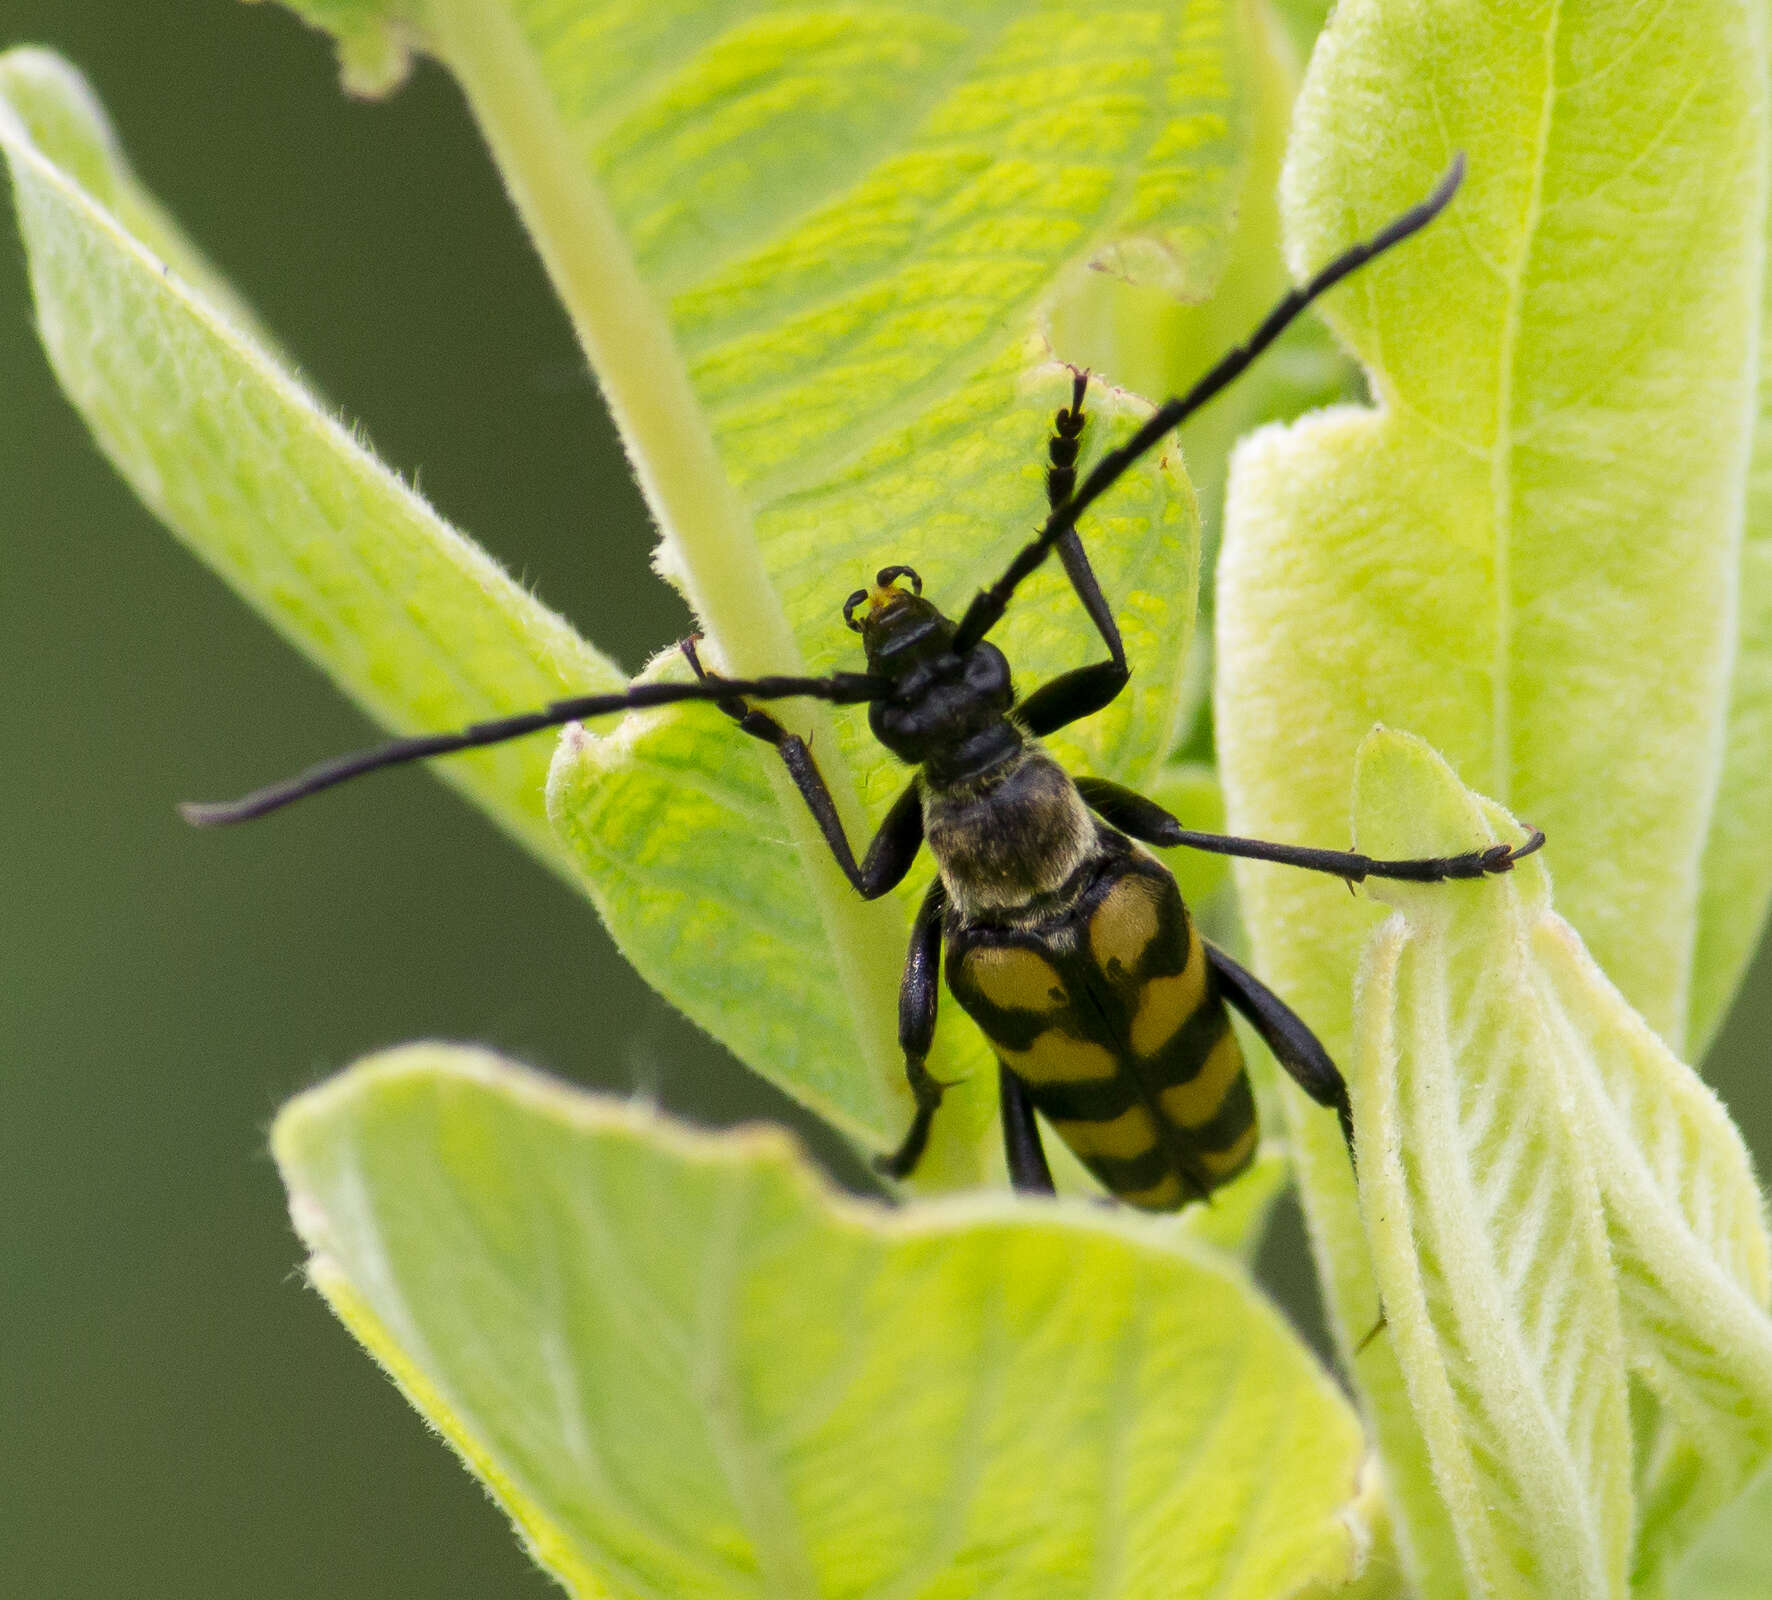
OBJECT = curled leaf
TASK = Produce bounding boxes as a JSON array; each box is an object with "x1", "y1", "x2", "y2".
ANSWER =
[{"x1": 1351, "y1": 730, "x2": 1772, "y2": 1598}]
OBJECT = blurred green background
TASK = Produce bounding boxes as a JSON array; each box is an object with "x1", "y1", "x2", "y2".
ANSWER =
[{"x1": 3, "y1": 4, "x2": 1769, "y2": 1597}]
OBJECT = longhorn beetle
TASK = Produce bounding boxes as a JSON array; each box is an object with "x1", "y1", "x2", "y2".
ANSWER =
[{"x1": 185, "y1": 156, "x2": 1539, "y2": 1208}]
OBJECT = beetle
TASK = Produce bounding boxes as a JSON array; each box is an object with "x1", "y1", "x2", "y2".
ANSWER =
[{"x1": 184, "y1": 156, "x2": 1538, "y2": 1207}]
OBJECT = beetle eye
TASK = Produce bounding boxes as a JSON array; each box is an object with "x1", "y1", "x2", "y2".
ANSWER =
[
  {"x1": 842, "y1": 589, "x2": 869, "y2": 631},
  {"x1": 876, "y1": 564, "x2": 922, "y2": 595}
]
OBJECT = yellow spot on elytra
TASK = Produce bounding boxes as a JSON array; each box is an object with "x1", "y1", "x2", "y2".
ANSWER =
[
  {"x1": 1088, "y1": 874, "x2": 1164, "y2": 979},
  {"x1": 1129, "y1": 957, "x2": 1209, "y2": 1058},
  {"x1": 965, "y1": 946, "x2": 1067, "y2": 1014},
  {"x1": 1050, "y1": 1104, "x2": 1158, "y2": 1162},
  {"x1": 996, "y1": 1030, "x2": 1119, "y2": 1084},
  {"x1": 1198, "y1": 1123, "x2": 1258, "y2": 1178},
  {"x1": 1117, "y1": 1172, "x2": 1185, "y2": 1211},
  {"x1": 1158, "y1": 1029, "x2": 1245, "y2": 1127}
]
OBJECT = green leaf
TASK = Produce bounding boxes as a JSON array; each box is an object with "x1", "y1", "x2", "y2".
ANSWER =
[
  {"x1": 274, "y1": 1045, "x2": 1369, "y2": 1599},
  {"x1": 1215, "y1": 2, "x2": 1769, "y2": 1589},
  {"x1": 1348, "y1": 731, "x2": 1772, "y2": 1600},
  {"x1": 0, "y1": 48, "x2": 618, "y2": 877},
  {"x1": 1052, "y1": 0, "x2": 1297, "y2": 505},
  {"x1": 1531, "y1": 896, "x2": 1772, "y2": 1592},
  {"x1": 271, "y1": 0, "x2": 1243, "y2": 1169},
  {"x1": 1052, "y1": 0, "x2": 1361, "y2": 589}
]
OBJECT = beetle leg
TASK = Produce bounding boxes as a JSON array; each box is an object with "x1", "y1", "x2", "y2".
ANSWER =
[
  {"x1": 1074, "y1": 775, "x2": 1543, "y2": 885},
  {"x1": 997, "y1": 1063, "x2": 1057, "y2": 1196},
  {"x1": 681, "y1": 636, "x2": 924, "y2": 899},
  {"x1": 1011, "y1": 371, "x2": 1133, "y2": 740},
  {"x1": 1207, "y1": 942, "x2": 1354, "y2": 1160},
  {"x1": 875, "y1": 878, "x2": 952, "y2": 1183}
]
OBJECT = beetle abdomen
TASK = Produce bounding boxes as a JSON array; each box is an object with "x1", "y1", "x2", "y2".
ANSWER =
[{"x1": 946, "y1": 851, "x2": 1255, "y2": 1210}]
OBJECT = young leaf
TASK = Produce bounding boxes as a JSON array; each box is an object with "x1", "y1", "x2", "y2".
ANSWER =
[
  {"x1": 1216, "y1": 0, "x2": 1768, "y2": 1588},
  {"x1": 1220, "y1": 0, "x2": 1768, "y2": 1059},
  {"x1": 274, "y1": 1045, "x2": 1370, "y2": 1600},
  {"x1": 0, "y1": 48, "x2": 619, "y2": 878},
  {"x1": 1351, "y1": 734, "x2": 1632, "y2": 1600},
  {"x1": 1531, "y1": 913, "x2": 1772, "y2": 1591},
  {"x1": 1350, "y1": 731, "x2": 1772, "y2": 1600}
]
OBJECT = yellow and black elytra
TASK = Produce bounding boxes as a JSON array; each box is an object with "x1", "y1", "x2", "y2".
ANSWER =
[
  {"x1": 183, "y1": 157, "x2": 1539, "y2": 1210},
  {"x1": 946, "y1": 846, "x2": 1253, "y2": 1209}
]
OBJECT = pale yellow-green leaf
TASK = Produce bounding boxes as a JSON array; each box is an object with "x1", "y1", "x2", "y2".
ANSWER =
[
  {"x1": 1349, "y1": 731, "x2": 1772, "y2": 1600},
  {"x1": 1216, "y1": 2, "x2": 1768, "y2": 1590},
  {"x1": 274, "y1": 1045, "x2": 1368, "y2": 1600},
  {"x1": 1221, "y1": 0, "x2": 1767, "y2": 1062},
  {"x1": 1350, "y1": 732, "x2": 1630, "y2": 1600},
  {"x1": 0, "y1": 48, "x2": 617, "y2": 876},
  {"x1": 547, "y1": 688, "x2": 986, "y2": 1147},
  {"x1": 1531, "y1": 909, "x2": 1772, "y2": 1592},
  {"x1": 551, "y1": 374, "x2": 1192, "y2": 1167},
  {"x1": 1293, "y1": 1467, "x2": 1407, "y2": 1600},
  {"x1": 1052, "y1": 0, "x2": 1364, "y2": 601}
]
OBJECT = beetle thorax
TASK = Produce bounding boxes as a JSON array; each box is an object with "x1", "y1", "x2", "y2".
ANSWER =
[{"x1": 922, "y1": 745, "x2": 1099, "y2": 923}]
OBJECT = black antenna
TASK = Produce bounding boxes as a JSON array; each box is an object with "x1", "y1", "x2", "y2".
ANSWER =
[
  {"x1": 181, "y1": 671, "x2": 887, "y2": 826},
  {"x1": 953, "y1": 154, "x2": 1466, "y2": 653},
  {"x1": 188, "y1": 159, "x2": 1464, "y2": 830}
]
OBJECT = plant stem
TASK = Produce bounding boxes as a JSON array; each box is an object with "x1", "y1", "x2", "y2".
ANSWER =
[{"x1": 417, "y1": 0, "x2": 975, "y2": 1179}]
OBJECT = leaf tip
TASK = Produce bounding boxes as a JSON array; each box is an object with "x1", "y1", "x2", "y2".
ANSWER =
[
  {"x1": 1352, "y1": 727, "x2": 1544, "y2": 904},
  {"x1": 333, "y1": 31, "x2": 414, "y2": 100},
  {"x1": 0, "y1": 47, "x2": 118, "y2": 171},
  {"x1": 249, "y1": 3, "x2": 414, "y2": 99}
]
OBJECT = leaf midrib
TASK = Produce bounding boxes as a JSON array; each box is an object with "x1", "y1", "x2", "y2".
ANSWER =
[{"x1": 422, "y1": 0, "x2": 914, "y2": 1129}]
